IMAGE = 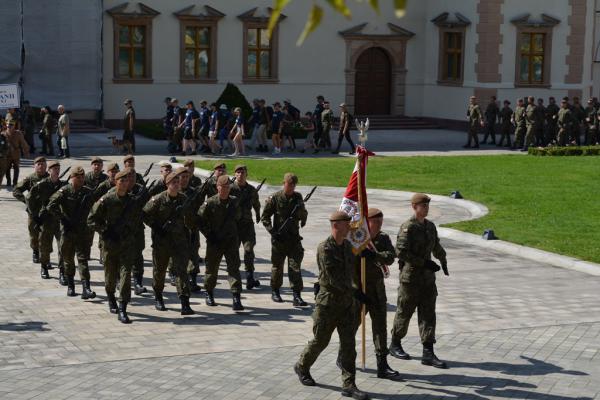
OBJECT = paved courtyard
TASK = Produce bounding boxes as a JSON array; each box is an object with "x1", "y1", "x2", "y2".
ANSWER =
[{"x1": 0, "y1": 133, "x2": 598, "y2": 399}]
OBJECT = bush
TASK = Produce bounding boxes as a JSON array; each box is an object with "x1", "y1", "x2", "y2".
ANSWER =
[
  {"x1": 528, "y1": 145, "x2": 600, "y2": 156},
  {"x1": 215, "y1": 83, "x2": 253, "y2": 122},
  {"x1": 136, "y1": 121, "x2": 164, "y2": 140}
]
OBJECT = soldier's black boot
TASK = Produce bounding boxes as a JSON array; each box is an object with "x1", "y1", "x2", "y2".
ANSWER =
[
  {"x1": 107, "y1": 293, "x2": 118, "y2": 314},
  {"x1": 188, "y1": 273, "x2": 201, "y2": 292},
  {"x1": 421, "y1": 343, "x2": 447, "y2": 369},
  {"x1": 118, "y1": 302, "x2": 131, "y2": 324},
  {"x1": 133, "y1": 274, "x2": 147, "y2": 295},
  {"x1": 58, "y1": 267, "x2": 67, "y2": 286},
  {"x1": 205, "y1": 291, "x2": 216, "y2": 306},
  {"x1": 341, "y1": 384, "x2": 370, "y2": 400},
  {"x1": 294, "y1": 363, "x2": 315, "y2": 386},
  {"x1": 40, "y1": 264, "x2": 50, "y2": 279},
  {"x1": 389, "y1": 340, "x2": 411, "y2": 360},
  {"x1": 376, "y1": 354, "x2": 400, "y2": 379},
  {"x1": 245, "y1": 271, "x2": 260, "y2": 290},
  {"x1": 292, "y1": 291, "x2": 308, "y2": 307},
  {"x1": 81, "y1": 280, "x2": 96, "y2": 300},
  {"x1": 32, "y1": 250, "x2": 40, "y2": 264},
  {"x1": 271, "y1": 289, "x2": 283, "y2": 303},
  {"x1": 66, "y1": 276, "x2": 76, "y2": 297},
  {"x1": 232, "y1": 293, "x2": 244, "y2": 311},
  {"x1": 154, "y1": 292, "x2": 166, "y2": 311},
  {"x1": 180, "y1": 296, "x2": 194, "y2": 315}
]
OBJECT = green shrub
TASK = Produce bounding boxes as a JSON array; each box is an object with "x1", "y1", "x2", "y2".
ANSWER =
[
  {"x1": 136, "y1": 121, "x2": 164, "y2": 140},
  {"x1": 215, "y1": 83, "x2": 252, "y2": 122},
  {"x1": 529, "y1": 145, "x2": 600, "y2": 156}
]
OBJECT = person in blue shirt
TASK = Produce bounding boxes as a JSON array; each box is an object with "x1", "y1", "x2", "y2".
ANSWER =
[
  {"x1": 177, "y1": 101, "x2": 199, "y2": 155},
  {"x1": 271, "y1": 102, "x2": 284, "y2": 154},
  {"x1": 198, "y1": 101, "x2": 211, "y2": 153},
  {"x1": 230, "y1": 107, "x2": 245, "y2": 156},
  {"x1": 208, "y1": 103, "x2": 221, "y2": 154},
  {"x1": 218, "y1": 104, "x2": 233, "y2": 153}
]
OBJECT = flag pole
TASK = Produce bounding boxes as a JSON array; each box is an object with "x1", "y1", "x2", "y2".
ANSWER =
[{"x1": 356, "y1": 118, "x2": 369, "y2": 371}]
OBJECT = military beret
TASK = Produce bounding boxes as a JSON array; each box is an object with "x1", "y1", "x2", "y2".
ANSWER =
[
  {"x1": 123, "y1": 99, "x2": 132, "y2": 105},
  {"x1": 175, "y1": 166, "x2": 189, "y2": 176},
  {"x1": 165, "y1": 171, "x2": 180, "y2": 184},
  {"x1": 90, "y1": 156, "x2": 103, "y2": 165},
  {"x1": 283, "y1": 173, "x2": 298, "y2": 184},
  {"x1": 234, "y1": 164, "x2": 247, "y2": 172},
  {"x1": 411, "y1": 193, "x2": 431, "y2": 205},
  {"x1": 47, "y1": 160, "x2": 60, "y2": 169},
  {"x1": 329, "y1": 211, "x2": 351, "y2": 222},
  {"x1": 339, "y1": 102, "x2": 347, "y2": 108},
  {"x1": 70, "y1": 166, "x2": 85, "y2": 178},
  {"x1": 123, "y1": 154, "x2": 135, "y2": 163},
  {"x1": 216, "y1": 175, "x2": 231, "y2": 186},
  {"x1": 183, "y1": 159, "x2": 194, "y2": 168},
  {"x1": 34, "y1": 156, "x2": 46, "y2": 164},
  {"x1": 160, "y1": 162, "x2": 172, "y2": 169},
  {"x1": 106, "y1": 162, "x2": 119, "y2": 172},
  {"x1": 367, "y1": 208, "x2": 383, "y2": 219},
  {"x1": 115, "y1": 170, "x2": 130, "y2": 180},
  {"x1": 213, "y1": 162, "x2": 226, "y2": 170}
]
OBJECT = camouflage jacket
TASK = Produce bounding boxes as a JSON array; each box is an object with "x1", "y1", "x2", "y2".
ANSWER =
[
  {"x1": 354, "y1": 231, "x2": 395, "y2": 286},
  {"x1": 586, "y1": 106, "x2": 600, "y2": 129},
  {"x1": 197, "y1": 194, "x2": 241, "y2": 244},
  {"x1": 199, "y1": 175, "x2": 218, "y2": 204},
  {"x1": 84, "y1": 171, "x2": 108, "y2": 189},
  {"x1": 189, "y1": 174, "x2": 202, "y2": 188},
  {"x1": 26, "y1": 177, "x2": 67, "y2": 220},
  {"x1": 321, "y1": 109, "x2": 333, "y2": 130},
  {"x1": 93, "y1": 179, "x2": 115, "y2": 203},
  {"x1": 13, "y1": 172, "x2": 49, "y2": 204},
  {"x1": 230, "y1": 181, "x2": 260, "y2": 223},
  {"x1": 513, "y1": 106, "x2": 527, "y2": 128},
  {"x1": 499, "y1": 106, "x2": 513, "y2": 127},
  {"x1": 143, "y1": 190, "x2": 191, "y2": 244},
  {"x1": 557, "y1": 108, "x2": 574, "y2": 130},
  {"x1": 525, "y1": 104, "x2": 538, "y2": 127},
  {"x1": 47, "y1": 184, "x2": 94, "y2": 234},
  {"x1": 261, "y1": 190, "x2": 308, "y2": 240},
  {"x1": 316, "y1": 236, "x2": 356, "y2": 306},
  {"x1": 396, "y1": 216, "x2": 446, "y2": 285},
  {"x1": 88, "y1": 191, "x2": 137, "y2": 251},
  {"x1": 467, "y1": 104, "x2": 483, "y2": 127},
  {"x1": 545, "y1": 103, "x2": 560, "y2": 126}
]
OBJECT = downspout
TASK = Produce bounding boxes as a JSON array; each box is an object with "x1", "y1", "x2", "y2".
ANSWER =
[{"x1": 99, "y1": 0, "x2": 104, "y2": 126}]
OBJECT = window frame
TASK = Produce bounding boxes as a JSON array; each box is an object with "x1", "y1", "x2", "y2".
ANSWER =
[
  {"x1": 112, "y1": 17, "x2": 154, "y2": 83},
  {"x1": 178, "y1": 19, "x2": 219, "y2": 83},
  {"x1": 241, "y1": 22, "x2": 280, "y2": 83},
  {"x1": 513, "y1": 25, "x2": 554, "y2": 88},
  {"x1": 437, "y1": 27, "x2": 465, "y2": 85}
]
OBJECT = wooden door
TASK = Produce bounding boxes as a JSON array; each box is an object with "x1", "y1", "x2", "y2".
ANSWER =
[{"x1": 354, "y1": 47, "x2": 391, "y2": 115}]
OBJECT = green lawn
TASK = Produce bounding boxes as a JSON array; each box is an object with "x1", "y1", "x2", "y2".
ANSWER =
[{"x1": 195, "y1": 156, "x2": 600, "y2": 263}]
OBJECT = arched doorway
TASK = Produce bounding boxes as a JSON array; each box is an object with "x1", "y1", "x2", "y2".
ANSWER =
[{"x1": 354, "y1": 47, "x2": 391, "y2": 115}]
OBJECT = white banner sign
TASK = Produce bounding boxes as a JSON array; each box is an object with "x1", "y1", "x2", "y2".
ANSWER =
[{"x1": 0, "y1": 83, "x2": 20, "y2": 109}]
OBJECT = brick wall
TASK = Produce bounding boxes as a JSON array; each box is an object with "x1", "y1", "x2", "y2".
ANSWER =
[{"x1": 475, "y1": 0, "x2": 504, "y2": 83}]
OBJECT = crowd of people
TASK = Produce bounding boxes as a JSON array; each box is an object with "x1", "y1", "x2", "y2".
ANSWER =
[
  {"x1": 158, "y1": 95, "x2": 357, "y2": 157},
  {"x1": 467, "y1": 95, "x2": 600, "y2": 150}
]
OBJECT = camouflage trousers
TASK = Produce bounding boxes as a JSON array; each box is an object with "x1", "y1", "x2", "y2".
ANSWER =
[
  {"x1": 59, "y1": 229, "x2": 91, "y2": 280},
  {"x1": 132, "y1": 228, "x2": 145, "y2": 277},
  {"x1": 270, "y1": 239, "x2": 304, "y2": 291},
  {"x1": 498, "y1": 124, "x2": 512, "y2": 147},
  {"x1": 545, "y1": 124, "x2": 557, "y2": 145},
  {"x1": 514, "y1": 125, "x2": 526, "y2": 148},
  {"x1": 28, "y1": 214, "x2": 41, "y2": 252},
  {"x1": 557, "y1": 128, "x2": 570, "y2": 146},
  {"x1": 298, "y1": 297, "x2": 357, "y2": 389},
  {"x1": 466, "y1": 125, "x2": 479, "y2": 147},
  {"x1": 103, "y1": 246, "x2": 132, "y2": 303},
  {"x1": 350, "y1": 280, "x2": 389, "y2": 356},
  {"x1": 588, "y1": 126, "x2": 599, "y2": 145},
  {"x1": 186, "y1": 230, "x2": 201, "y2": 276},
  {"x1": 524, "y1": 124, "x2": 536, "y2": 148},
  {"x1": 391, "y1": 281, "x2": 438, "y2": 344},
  {"x1": 38, "y1": 217, "x2": 61, "y2": 265},
  {"x1": 204, "y1": 240, "x2": 242, "y2": 294},
  {"x1": 152, "y1": 242, "x2": 191, "y2": 298},
  {"x1": 237, "y1": 220, "x2": 256, "y2": 273}
]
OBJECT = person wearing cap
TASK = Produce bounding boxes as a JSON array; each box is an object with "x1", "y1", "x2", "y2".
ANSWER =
[
  {"x1": 497, "y1": 100, "x2": 513, "y2": 148},
  {"x1": 465, "y1": 96, "x2": 483, "y2": 149},
  {"x1": 585, "y1": 97, "x2": 600, "y2": 145},
  {"x1": 13, "y1": 156, "x2": 49, "y2": 263},
  {"x1": 208, "y1": 103, "x2": 221, "y2": 154},
  {"x1": 320, "y1": 101, "x2": 333, "y2": 151},
  {"x1": 198, "y1": 162, "x2": 226, "y2": 203},
  {"x1": 247, "y1": 99, "x2": 261, "y2": 152},
  {"x1": 171, "y1": 99, "x2": 184, "y2": 153},
  {"x1": 143, "y1": 169, "x2": 194, "y2": 315},
  {"x1": 40, "y1": 106, "x2": 55, "y2": 156},
  {"x1": 270, "y1": 102, "x2": 284, "y2": 154},
  {"x1": 198, "y1": 100, "x2": 211, "y2": 153},
  {"x1": 26, "y1": 160, "x2": 67, "y2": 280},
  {"x1": 522, "y1": 96, "x2": 539, "y2": 151},
  {"x1": 261, "y1": 172, "x2": 308, "y2": 306},
  {"x1": 85, "y1": 157, "x2": 108, "y2": 189},
  {"x1": 178, "y1": 101, "x2": 200, "y2": 156},
  {"x1": 196, "y1": 174, "x2": 244, "y2": 310},
  {"x1": 557, "y1": 98, "x2": 574, "y2": 146},
  {"x1": 57, "y1": 104, "x2": 70, "y2": 158},
  {"x1": 332, "y1": 103, "x2": 355, "y2": 155},
  {"x1": 163, "y1": 97, "x2": 174, "y2": 143},
  {"x1": 295, "y1": 211, "x2": 370, "y2": 400},
  {"x1": 389, "y1": 193, "x2": 448, "y2": 369},
  {"x1": 545, "y1": 96, "x2": 560, "y2": 145},
  {"x1": 511, "y1": 98, "x2": 527, "y2": 149},
  {"x1": 183, "y1": 159, "x2": 202, "y2": 188},
  {"x1": 123, "y1": 154, "x2": 144, "y2": 185},
  {"x1": 230, "y1": 164, "x2": 261, "y2": 290},
  {"x1": 534, "y1": 98, "x2": 547, "y2": 147},
  {"x1": 122, "y1": 99, "x2": 136, "y2": 152},
  {"x1": 88, "y1": 168, "x2": 137, "y2": 323},
  {"x1": 571, "y1": 96, "x2": 585, "y2": 146},
  {"x1": 3, "y1": 118, "x2": 30, "y2": 186},
  {"x1": 148, "y1": 162, "x2": 173, "y2": 196},
  {"x1": 47, "y1": 166, "x2": 96, "y2": 300},
  {"x1": 481, "y1": 96, "x2": 499, "y2": 145},
  {"x1": 312, "y1": 96, "x2": 325, "y2": 149},
  {"x1": 93, "y1": 162, "x2": 120, "y2": 201}
]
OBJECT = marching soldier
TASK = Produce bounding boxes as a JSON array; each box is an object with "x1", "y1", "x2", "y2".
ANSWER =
[
  {"x1": 0, "y1": 128, "x2": 8, "y2": 187},
  {"x1": 47, "y1": 166, "x2": 96, "y2": 299},
  {"x1": 465, "y1": 96, "x2": 483, "y2": 149},
  {"x1": 261, "y1": 173, "x2": 308, "y2": 306},
  {"x1": 498, "y1": 100, "x2": 513, "y2": 148},
  {"x1": 230, "y1": 165, "x2": 261, "y2": 290},
  {"x1": 4, "y1": 119, "x2": 30, "y2": 186},
  {"x1": 557, "y1": 98, "x2": 574, "y2": 146},
  {"x1": 184, "y1": 159, "x2": 202, "y2": 188},
  {"x1": 482, "y1": 96, "x2": 499, "y2": 145},
  {"x1": 127, "y1": 168, "x2": 150, "y2": 295},
  {"x1": 294, "y1": 211, "x2": 369, "y2": 400},
  {"x1": 571, "y1": 97, "x2": 585, "y2": 145},
  {"x1": 586, "y1": 98, "x2": 600, "y2": 145},
  {"x1": 93, "y1": 162, "x2": 120, "y2": 264},
  {"x1": 523, "y1": 96, "x2": 538, "y2": 151},
  {"x1": 143, "y1": 169, "x2": 194, "y2": 315},
  {"x1": 389, "y1": 193, "x2": 448, "y2": 369},
  {"x1": 123, "y1": 99, "x2": 136, "y2": 153},
  {"x1": 123, "y1": 154, "x2": 144, "y2": 185},
  {"x1": 197, "y1": 175, "x2": 244, "y2": 310},
  {"x1": 545, "y1": 97, "x2": 560, "y2": 145},
  {"x1": 512, "y1": 98, "x2": 527, "y2": 150},
  {"x1": 40, "y1": 106, "x2": 55, "y2": 156},
  {"x1": 200, "y1": 162, "x2": 226, "y2": 203},
  {"x1": 26, "y1": 160, "x2": 66, "y2": 281},
  {"x1": 148, "y1": 162, "x2": 172, "y2": 196},
  {"x1": 88, "y1": 169, "x2": 136, "y2": 323},
  {"x1": 13, "y1": 156, "x2": 49, "y2": 263},
  {"x1": 85, "y1": 157, "x2": 108, "y2": 188}
]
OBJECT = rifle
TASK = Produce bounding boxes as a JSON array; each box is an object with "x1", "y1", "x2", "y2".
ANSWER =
[
  {"x1": 58, "y1": 166, "x2": 71, "y2": 180},
  {"x1": 255, "y1": 178, "x2": 267, "y2": 192},
  {"x1": 142, "y1": 162, "x2": 153, "y2": 178},
  {"x1": 103, "y1": 181, "x2": 155, "y2": 242},
  {"x1": 275, "y1": 186, "x2": 317, "y2": 236}
]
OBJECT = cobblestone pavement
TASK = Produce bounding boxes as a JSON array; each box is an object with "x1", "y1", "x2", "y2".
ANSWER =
[{"x1": 0, "y1": 140, "x2": 598, "y2": 399}]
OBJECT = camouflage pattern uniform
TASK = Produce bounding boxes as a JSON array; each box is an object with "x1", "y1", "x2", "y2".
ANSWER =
[
  {"x1": 524, "y1": 103, "x2": 538, "y2": 149},
  {"x1": 230, "y1": 181, "x2": 261, "y2": 280},
  {"x1": 466, "y1": 103, "x2": 482, "y2": 147},
  {"x1": 498, "y1": 105, "x2": 513, "y2": 147},
  {"x1": 557, "y1": 107, "x2": 574, "y2": 146},
  {"x1": 545, "y1": 102, "x2": 560, "y2": 145},
  {"x1": 513, "y1": 105, "x2": 527, "y2": 149},
  {"x1": 13, "y1": 171, "x2": 49, "y2": 256}
]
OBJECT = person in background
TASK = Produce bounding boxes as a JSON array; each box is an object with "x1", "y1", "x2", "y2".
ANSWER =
[
  {"x1": 40, "y1": 106, "x2": 55, "y2": 156},
  {"x1": 230, "y1": 107, "x2": 245, "y2": 157},
  {"x1": 57, "y1": 105, "x2": 70, "y2": 158},
  {"x1": 299, "y1": 112, "x2": 315, "y2": 154},
  {"x1": 122, "y1": 99, "x2": 136, "y2": 153},
  {"x1": 271, "y1": 102, "x2": 283, "y2": 155}
]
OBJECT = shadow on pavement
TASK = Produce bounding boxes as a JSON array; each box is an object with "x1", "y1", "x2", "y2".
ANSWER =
[
  {"x1": 0, "y1": 321, "x2": 50, "y2": 332},
  {"x1": 447, "y1": 355, "x2": 588, "y2": 376}
]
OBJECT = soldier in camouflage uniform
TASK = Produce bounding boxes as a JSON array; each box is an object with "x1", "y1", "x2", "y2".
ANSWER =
[
  {"x1": 123, "y1": 154, "x2": 144, "y2": 185},
  {"x1": 143, "y1": 169, "x2": 194, "y2": 315},
  {"x1": 88, "y1": 169, "x2": 136, "y2": 323},
  {"x1": 464, "y1": 96, "x2": 483, "y2": 149},
  {"x1": 199, "y1": 162, "x2": 226, "y2": 203},
  {"x1": 148, "y1": 162, "x2": 172, "y2": 197},
  {"x1": 126, "y1": 168, "x2": 150, "y2": 295},
  {"x1": 389, "y1": 193, "x2": 448, "y2": 369},
  {"x1": 585, "y1": 98, "x2": 600, "y2": 145},
  {"x1": 197, "y1": 175, "x2": 244, "y2": 310},
  {"x1": 84, "y1": 157, "x2": 108, "y2": 263},
  {"x1": 184, "y1": 159, "x2": 202, "y2": 188},
  {"x1": 571, "y1": 97, "x2": 585, "y2": 145},
  {"x1": 523, "y1": 96, "x2": 538, "y2": 151},
  {"x1": 511, "y1": 98, "x2": 527, "y2": 150},
  {"x1": 91, "y1": 162, "x2": 120, "y2": 266},
  {"x1": 184, "y1": 159, "x2": 204, "y2": 271},
  {"x1": 47, "y1": 166, "x2": 96, "y2": 299},
  {"x1": 13, "y1": 156, "x2": 49, "y2": 263},
  {"x1": 295, "y1": 211, "x2": 369, "y2": 400},
  {"x1": 534, "y1": 98, "x2": 546, "y2": 146},
  {"x1": 498, "y1": 100, "x2": 513, "y2": 148},
  {"x1": 545, "y1": 97, "x2": 560, "y2": 146},
  {"x1": 26, "y1": 160, "x2": 66, "y2": 280},
  {"x1": 482, "y1": 96, "x2": 499, "y2": 145},
  {"x1": 0, "y1": 128, "x2": 8, "y2": 187},
  {"x1": 230, "y1": 165, "x2": 261, "y2": 290},
  {"x1": 261, "y1": 173, "x2": 308, "y2": 307},
  {"x1": 557, "y1": 98, "x2": 574, "y2": 146}
]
